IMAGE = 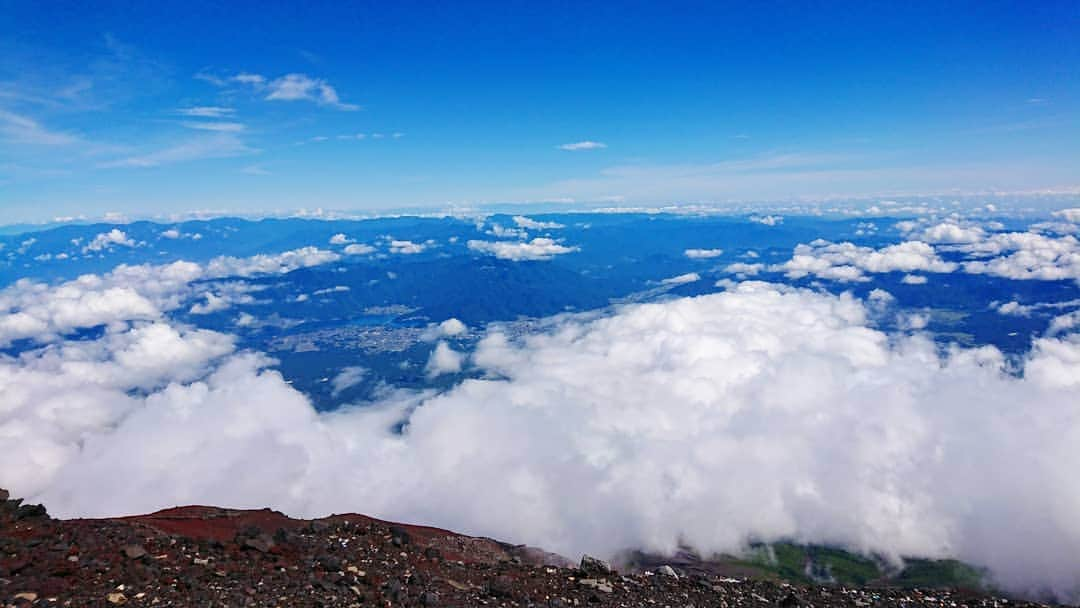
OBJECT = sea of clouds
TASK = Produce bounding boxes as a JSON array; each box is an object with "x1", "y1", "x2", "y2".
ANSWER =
[{"x1": 2, "y1": 217, "x2": 1080, "y2": 601}]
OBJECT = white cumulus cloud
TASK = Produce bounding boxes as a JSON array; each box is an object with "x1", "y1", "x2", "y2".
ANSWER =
[
  {"x1": 467, "y1": 237, "x2": 579, "y2": 261},
  {"x1": 776, "y1": 240, "x2": 957, "y2": 282},
  {"x1": 425, "y1": 341, "x2": 465, "y2": 377},
  {"x1": 685, "y1": 248, "x2": 724, "y2": 259},
  {"x1": 513, "y1": 216, "x2": 564, "y2": 230},
  {"x1": 83, "y1": 229, "x2": 137, "y2": 253},
  {"x1": 344, "y1": 243, "x2": 376, "y2": 255}
]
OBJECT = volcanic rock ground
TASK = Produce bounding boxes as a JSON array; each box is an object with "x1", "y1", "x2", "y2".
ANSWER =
[{"x1": 0, "y1": 489, "x2": 1060, "y2": 607}]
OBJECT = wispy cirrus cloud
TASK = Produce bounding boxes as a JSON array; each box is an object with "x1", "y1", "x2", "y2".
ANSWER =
[
  {"x1": 240, "y1": 164, "x2": 271, "y2": 176},
  {"x1": 524, "y1": 151, "x2": 1080, "y2": 204},
  {"x1": 177, "y1": 106, "x2": 235, "y2": 118},
  {"x1": 181, "y1": 121, "x2": 246, "y2": 132},
  {"x1": 0, "y1": 109, "x2": 81, "y2": 145},
  {"x1": 558, "y1": 140, "x2": 607, "y2": 151},
  {"x1": 198, "y1": 71, "x2": 358, "y2": 111},
  {"x1": 99, "y1": 134, "x2": 257, "y2": 169}
]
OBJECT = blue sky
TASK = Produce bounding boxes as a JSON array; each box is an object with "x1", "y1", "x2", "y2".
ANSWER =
[{"x1": 1, "y1": 1, "x2": 1078, "y2": 222}]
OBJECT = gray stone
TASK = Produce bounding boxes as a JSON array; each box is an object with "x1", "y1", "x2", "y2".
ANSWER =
[
  {"x1": 579, "y1": 579, "x2": 614, "y2": 593},
  {"x1": 657, "y1": 565, "x2": 678, "y2": 578},
  {"x1": 242, "y1": 534, "x2": 275, "y2": 553},
  {"x1": 122, "y1": 545, "x2": 147, "y2": 560},
  {"x1": 580, "y1": 554, "x2": 612, "y2": 575}
]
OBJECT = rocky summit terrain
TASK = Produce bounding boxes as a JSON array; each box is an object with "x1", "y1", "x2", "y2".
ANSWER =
[{"x1": 0, "y1": 489, "x2": 1061, "y2": 608}]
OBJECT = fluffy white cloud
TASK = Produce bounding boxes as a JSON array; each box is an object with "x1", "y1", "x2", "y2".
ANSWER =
[
  {"x1": 890, "y1": 219, "x2": 1080, "y2": 283},
  {"x1": 189, "y1": 293, "x2": 231, "y2": 315},
  {"x1": 438, "y1": 318, "x2": 467, "y2": 337},
  {"x1": 486, "y1": 223, "x2": 528, "y2": 239},
  {"x1": 1048, "y1": 311, "x2": 1080, "y2": 335},
  {"x1": 1053, "y1": 208, "x2": 1080, "y2": 223},
  {"x1": 421, "y1": 318, "x2": 469, "y2": 342},
  {"x1": 344, "y1": 243, "x2": 376, "y2": 255},
  {"x1": 83, "y1": 229, "x2": 137, "y2": 253},
  {"x1": 467, "y1": 237, "x2": 579, "y2": 261},
  {"x1": 425, "y1": 341, "x2": 465, "y2": 377},
  {"x1": 901, "y1": 274, "x2": 928, "y2": 285},
  {"x1": 776, "y1": 240, "x2": 957, "y2": 282},
  {"x1": 960, "y1": 233, "x2": 1080, "y2": 282},
  {"x1": 329, "y1": 233, "x2": 353, "y2": 245},
  {"x1": 0, "y1": 247, "x2": 339, "y2": 346},
  {"x1": 0, "y1": 321, "x2": 233, "y2": 492},
  {"x1": 389, "y1": 240, "x2": 426, "y2": 255},
  {"x1": 204, "y1": 247, "x2": 341, "y2": 277},
  {"x1": 685, "y1": 248, "x2": 724, "y2": 259},
  {"x1": 5, "y1": 282, "x2": 1080, "y2": 602},
  {"x1": 188, "y1": 283, "x2": 260, "y2": 315},
  {"x1": 331, "y1": 366, "x2": 367, "y2": 397},
  {"x1": 0, "y1": 265, "x2": 188, "y2": 345},
  {"x1": 724, "y1": 262, "x2": 763, "y2": 276},
  {"x1": 160, "y1": 229, "x2": 202, "y2": 240},
  {"x1": 749, "y1": 214, "x2": 782, "y2": 226},
  {"x1": 916, "y1": 221, "x2": 986, "y2": 245},
  {"x1": 513, "y1": 216, "x2": 564, "y2": 230}
]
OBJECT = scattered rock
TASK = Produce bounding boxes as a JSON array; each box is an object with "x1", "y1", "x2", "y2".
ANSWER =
[
  {"x1": 0, "y1": 493, "x2": 1051, "y2": 608},
  {"x1": 779, "y1": 591, "x2": 801, "y2": 607},
  {"x1": 390, "y1": 525, "x2": 411, "y2": 547},
  {"x1": 579, "y1": 578, "x2": 614, "y2": 593},
  {"x1": 580, "y1": 554, "x2": 612, "y2": 575},
  {"x1": 317, "y1": 554, "x2": 342, "y2": 572},
  {"x1": 385, "y1": 577, "x2": 406, "y2": 602},
  {"x1": 121, "y1": 544, "x2": 147, "y2": 560},
  {"x1": 657, "y1": 565, "x2": 678, "y2": 578},
  {"x1": 14, "y1": 503, "x2": 47, "y2": 520},
  {"x1": 487, "y1": 574, "x2": 516, "y2": 598},
  {"x1": 241, "y1": 533, "x2": 275, "y2": 553}
]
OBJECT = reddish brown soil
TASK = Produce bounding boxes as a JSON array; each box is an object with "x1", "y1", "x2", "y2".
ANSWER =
[{"x1": 0, "y1": 490, "x2": 1059, "y2": 607}]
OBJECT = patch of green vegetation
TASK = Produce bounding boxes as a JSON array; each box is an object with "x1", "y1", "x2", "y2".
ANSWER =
[
  {"x1": 769, "y1": 543, "x2": 813, "y2": 582},
  {"x1": 805, "y1": 545, "x2": 882, "y2": 586},
  {"x1": 894, "y1": 558, "x2": 987, "y2": 590},
  {"x1": 738, "y1": 543, "x2": 985, "y2": 590},
  {"x1": 741, "y1": 543, "x2": 883, "y2": 585}
]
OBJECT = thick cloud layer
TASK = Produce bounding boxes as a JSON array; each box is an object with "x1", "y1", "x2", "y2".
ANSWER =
[{"x1": 3, "y1": 277, "x2": 1080, "y2": 600}]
